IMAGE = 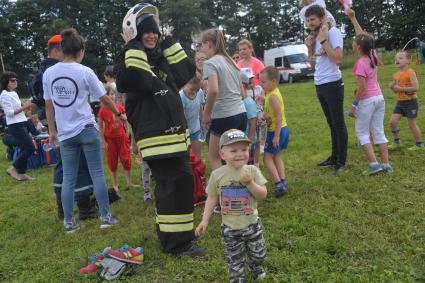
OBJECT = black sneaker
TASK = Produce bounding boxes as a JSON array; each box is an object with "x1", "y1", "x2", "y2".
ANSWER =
[
  {"x1": 332, "y1": 163, "x2": 346, "y2": 174},
  {"x1": 181, "y1": 246, "x2": 206, "y2": 257},
  {"x1": 100, "y1": 214, "x2": 119, "y2": 229},
  {"x1": 317, "y1": 157, "x2": 337, "y2": 167},
  {"x1": 64, "y1": 218, "x2": 81, "y2": 233}
]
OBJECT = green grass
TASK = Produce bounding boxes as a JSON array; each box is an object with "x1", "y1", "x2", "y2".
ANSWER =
[{"x1": 1, "y1": 62, "x2": 425, "y2": 282}]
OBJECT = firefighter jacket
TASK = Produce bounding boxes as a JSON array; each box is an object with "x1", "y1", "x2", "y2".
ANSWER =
[{"x1": 115, "y1": 37, "x2": 196, "y2": 160}]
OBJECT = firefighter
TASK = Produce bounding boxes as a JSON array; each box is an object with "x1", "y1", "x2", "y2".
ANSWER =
[{"x1": 115, "y1": 3, "x2": 204, "y2": 257}]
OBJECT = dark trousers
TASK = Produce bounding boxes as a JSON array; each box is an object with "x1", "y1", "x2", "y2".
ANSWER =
[
  {"x1": 316, "y1": 79, "x2": 348, "y2": 165},
  {"x1": 7, "y1": 122, "x2": 35, "y2": 173},
  {"x1": 53, "y1": 149, "x2": 93, "y2": 202},
  {"x1": 148, "y1": 154, "x2": 195, "y2": 253}
]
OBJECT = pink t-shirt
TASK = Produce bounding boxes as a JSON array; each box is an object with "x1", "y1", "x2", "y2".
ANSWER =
[
  {"x1": 237, "y1": 57, "x2": 264, "y2": 86},
  {"x1": 353, "y1": 56, "x2": 382, "y2": 100}
]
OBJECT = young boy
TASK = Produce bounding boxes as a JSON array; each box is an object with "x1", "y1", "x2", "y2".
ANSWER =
[
  {"x1": 388, "y1": 51, "x2": 423, "y2": 151},
  {"x1": 179, "y1": 76, "x2": 203, "y2": 157},
  {"x1": 98, "y1": 84, "x2": 138, "y2": 192},
  {"x1": 196, "y1": 129, "x2": 267, "y2": 282},
  {"x1": 241, "y1": 67, "x2": 266, "y2": 167},
  {"x1": 260, "y1": 66, "x2": 290, "y2": 197},
  {"x1": 241, "y1": 69, "x2": 258, "y2": 165}
]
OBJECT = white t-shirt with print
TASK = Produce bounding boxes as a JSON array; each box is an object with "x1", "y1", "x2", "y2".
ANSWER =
[
  {"x1": 314, "y1": 27, "x2": 343, "y2": 85},
  {"x1": 43, "y1": 62, "x2": 105, "y2": 141}
]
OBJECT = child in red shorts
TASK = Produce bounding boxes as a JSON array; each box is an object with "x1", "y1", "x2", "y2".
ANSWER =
[{"x1": 98, "y1": 85, "x2": 138, "y2": 192}]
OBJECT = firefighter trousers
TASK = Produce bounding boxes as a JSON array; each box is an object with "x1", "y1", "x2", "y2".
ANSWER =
[{"x1": 147, "y1": 154, "x2": 196, "y2": 253}]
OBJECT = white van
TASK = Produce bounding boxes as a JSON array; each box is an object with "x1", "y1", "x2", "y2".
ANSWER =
[{"x1": 264, "y1": 42, "x2": 314, "y2": 83}]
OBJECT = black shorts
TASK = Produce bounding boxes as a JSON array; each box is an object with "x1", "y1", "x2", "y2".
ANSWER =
[
  {"x1": 209, "y1": 112, "x2": 247, "y2": 137},
  {"x1": 393, "y1": 99, "x2": 419, "y2": 118}
]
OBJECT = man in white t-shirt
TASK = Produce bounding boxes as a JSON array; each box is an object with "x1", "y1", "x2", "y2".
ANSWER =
[{"x1": 305, "y1": 5, "x2": 348, "y2": 174}]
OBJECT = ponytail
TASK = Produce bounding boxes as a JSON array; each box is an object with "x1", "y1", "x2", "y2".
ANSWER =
[
  {"x1": 200, "y1": 28, "x2": 239, "y2": 70},
  {"x1": 354, "y1": 32, "x2": 377, "y2": 69}
]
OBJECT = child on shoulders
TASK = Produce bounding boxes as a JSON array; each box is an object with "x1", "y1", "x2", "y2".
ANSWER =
[
  {"x1": 196, "y1": 129, "x2": 267, "y2": 282},
  {"x1": 260, "y1": 66, "x2": 290, "y2": 197},
  {"x1": 388, "y1": 51, "x2": 423, "y2": 151}
]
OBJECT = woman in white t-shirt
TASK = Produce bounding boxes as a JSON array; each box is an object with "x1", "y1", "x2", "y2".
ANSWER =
[
  {"x1": 44, "y1": 28, "x2": 125, "y2": 233},
  {"x1": 0, "y1": 71, "x2": 35, "y2": 181},
  {"x1": 201, "y1": 28, "x2": 247, "y2": 170}
]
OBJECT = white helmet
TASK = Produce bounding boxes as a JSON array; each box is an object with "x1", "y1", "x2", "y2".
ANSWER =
[{"x1": 122, "y1": 3, "x2": 159, "y2": 40}]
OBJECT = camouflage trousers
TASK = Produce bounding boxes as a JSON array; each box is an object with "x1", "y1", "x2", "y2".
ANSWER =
[{"x1": 221, "y1": 219, "x2": 266, "y2": 283}]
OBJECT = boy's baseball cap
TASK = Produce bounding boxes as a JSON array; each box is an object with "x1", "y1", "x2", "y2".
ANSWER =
[
  {"x1": 47, "y1": 35, "x2": 62, "y2": 45},
  {"x1": 241, "y1": 72, "x2": 250, "y2": 84},
  {"x1": 219, "y1": 129, "x2": 251, "y2": 148},
  {"x1": 240, "y1": 68, "x2": 254, "y2": 79}
]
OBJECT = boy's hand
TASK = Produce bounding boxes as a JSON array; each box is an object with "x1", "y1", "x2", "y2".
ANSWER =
[
  {"x1": 272, "y1": 136, "x2": 280, "y2": 147},
  {"x1": 195, "y1": 220, "x2": 208, "y2": 237},
  {"x1": 317, "y1": 25, "x2": 329, "y2": 43},
  {"x1": 240, "y1": 166, "x2": 253, "y2": 186},
  {"x1": 392, "y1": 85, "x2": 401, "y2": 92},
  {"x1": 389, "y1": 82, "x2": 396, "y2": 91},
  {"x1": 305, "y1": 35, "x2": 315, "y2": 48}
]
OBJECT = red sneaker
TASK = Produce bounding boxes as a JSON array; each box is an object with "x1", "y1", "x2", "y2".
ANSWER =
[
  {"x1": 106, "y1": 246, "x2": 144, "y2": 264},
  {"x1": 80, "y1": 253, "x2": 106, "y2": 274}
]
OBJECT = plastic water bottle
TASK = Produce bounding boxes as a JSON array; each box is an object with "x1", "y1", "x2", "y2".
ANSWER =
[{"x1": 43, "y1": 140, "x2": 59, "y2": 152}]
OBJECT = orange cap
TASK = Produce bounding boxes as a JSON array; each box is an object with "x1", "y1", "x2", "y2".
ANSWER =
[{"x1": 48, "y1": 35, "x2": 62, "y2": 45}]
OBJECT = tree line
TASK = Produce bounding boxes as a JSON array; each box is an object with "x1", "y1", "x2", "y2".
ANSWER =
[{"x1": 1, "y1": 0, "x2": 424, "y2": 95}]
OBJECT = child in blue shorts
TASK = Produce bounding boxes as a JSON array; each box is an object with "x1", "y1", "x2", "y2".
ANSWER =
[
  {"x1": 179, "y1": 76, "x2": 203, "y2": 157},
  {"x1": 259, "y1": 66, "x2": 290, "y2": 197}
]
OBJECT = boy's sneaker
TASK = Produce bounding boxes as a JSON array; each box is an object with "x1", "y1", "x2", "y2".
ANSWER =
[
  {"x1": 388, "y1": 143, "x2": 401, "y2": 150},
  {"x1": 317, "y1": 157, "x2": 337, "y2": 167},
  {"x1": 363, "y1": 163, "x2": 383, "y2": 176},
  {"x1": 254, "y1": 272, "x2": 266, "y2": 280},
  {"x1": 382, "y1": 164, "x2": 394, "y2": 173},
  {"x1": 274, "y1": 181, "x2": 287, "y2": 197},
  {"x1": 64, "y1": 218, "x2": 81, "y2": 233},
  {"x1": 100, "y1": 214, "x2": 119, "y2": 229},
  {"x1": 106, "y1": 246, "x2": 144, "y2": 264},
  {"x1": 213, "y1": 204, "x2": 221, "y2": 214},
  {"x1": 144, "y1": 191, "x2": 152, "y2": 203}
]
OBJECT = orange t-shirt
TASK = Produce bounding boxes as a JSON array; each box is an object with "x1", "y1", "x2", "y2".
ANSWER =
[
  {"x1": 394, "y1": 68, "x2": 417, "y2": 101},
  {"x1": 237, "y1": 57, "x2": 264, "y2": 86},
  {"x1": 97, "y1": 104, "x2": 126, "y2": 138}
]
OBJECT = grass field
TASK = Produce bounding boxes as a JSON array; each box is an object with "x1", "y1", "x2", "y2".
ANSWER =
[{"x1": 1, "y1": 61, "x2": 425, "y2": 282}]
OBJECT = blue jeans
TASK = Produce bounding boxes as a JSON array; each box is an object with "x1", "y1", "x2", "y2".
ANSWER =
[
  {"x1": 60, "y1": 127, "x2": 110, "y2": 223},
  {"x1": 7, "y1": 122, "x2": 35, "y2": 174}
]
